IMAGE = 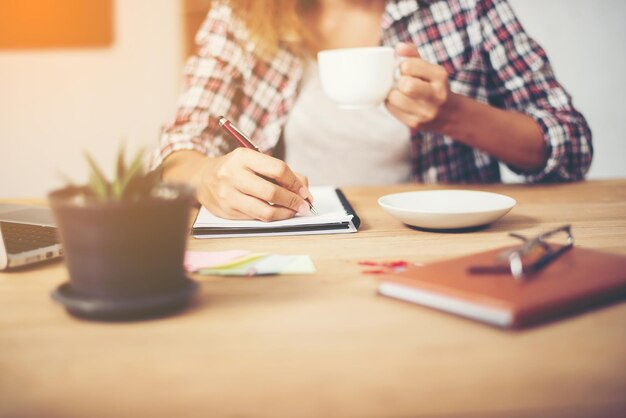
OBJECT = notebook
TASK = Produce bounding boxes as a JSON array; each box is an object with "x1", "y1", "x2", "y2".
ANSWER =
[
  {"x1": 0, "y1": 204, "x2": 62, "y2": 270},
  {"x1": 377, "y1": 246, "x2": 626, "y2": 328},
  {"x1": 192, "y1": 186, "x2": 360, "y2": 238}
]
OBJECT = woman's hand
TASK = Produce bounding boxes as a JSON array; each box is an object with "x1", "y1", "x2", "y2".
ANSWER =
[
  {"x1": 385, "y1": 43, "x2": 454, "y2": 131},
  {"x1": 194, "y1": 148, "x2": 313, "y2": 221},
  {"x1": 383, "y1": 43, "x2": 548, "y2": 171}
]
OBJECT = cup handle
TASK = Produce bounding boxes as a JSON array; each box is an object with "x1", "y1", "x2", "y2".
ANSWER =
[
  {"x1": 384, "y1": 54, "x2": 408, "y2": 110},
  {"x1": 394, "y1": 54, "x2": 408, "y2": 81}
]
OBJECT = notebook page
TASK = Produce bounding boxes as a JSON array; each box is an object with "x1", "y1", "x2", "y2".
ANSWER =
[{"x1": 193, "y1": 186, "x2": 352, "y2": 229}]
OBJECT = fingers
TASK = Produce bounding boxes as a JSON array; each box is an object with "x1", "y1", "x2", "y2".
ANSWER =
[
  {"x1": 395, "y1": 42, "x2": 420, "y2": 58},
  {"x1": 238, "y1": 149, "x2": 315, "y2": 205},
  {"x1": 398, "y1": 58, "x2": 448, "y2": 103},
  {"x1": 386, "y1": 42, "x2": 451, "y2": 130},
  {"x1": 223, "y1": 192, "x2": 298, "y2": 222},
  {"x1": 295, "y1": 173, "x2": 313, "y2": 204},
  {"x1": 388, "y1": 89, "x2": 440, "y2": 118},
  {"x1": 201, "y1": 175, "x2": 301, "y2": 222},
  {"x1": 235, "y1": 169, "x2": 311, "y2": 216},
  {"x1": 400, "y1": 58, "x2": 448, "y2": 84},
  {"x1": 386, "y1": 99, "x2": 432, "y2": 131},
  {"x1": 394, "y1": 42, "x2": 449, "y2": 101},
  {"x1": 396, "y1": 75, "x2": 436, "y2": 102},
  {"x1": 395, "y1": 42, "x2": 447, "y2": 83},
  {"x1": 199, "y1": 148, "x2": 314, "y2": 221},
  {"x1": 236, "y1": 148, "x2": 311, "y2": 199}
]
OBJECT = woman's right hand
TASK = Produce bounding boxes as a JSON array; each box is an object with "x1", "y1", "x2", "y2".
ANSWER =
[{"x1": 194, "y1": 148, "x2": 313, "y2": 221}]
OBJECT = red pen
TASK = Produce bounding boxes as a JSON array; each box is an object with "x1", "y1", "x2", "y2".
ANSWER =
[
  {"x1": 217, "y1": 116, "x2": 317, "y2": 215},
  {"x1": 218, "y1": 116, "x2": 261, "y2": 152}
]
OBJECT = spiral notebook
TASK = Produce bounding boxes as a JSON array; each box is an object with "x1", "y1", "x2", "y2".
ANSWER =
[{"x1": 192, "y1": 186, "x2": 360, "y2": 238}]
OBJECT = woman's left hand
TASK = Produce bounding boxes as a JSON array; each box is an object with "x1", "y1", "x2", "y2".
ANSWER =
[{"x1": 386, "y1": 43, "x2": 453, "y2": 131}]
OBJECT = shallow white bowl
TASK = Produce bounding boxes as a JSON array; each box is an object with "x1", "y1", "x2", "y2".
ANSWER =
[{"x1": 378, "y1": 190, "x2": 516, "y2": 230}]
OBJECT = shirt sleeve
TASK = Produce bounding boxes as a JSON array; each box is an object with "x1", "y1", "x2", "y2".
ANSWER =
[
  {"x1": 150, "y1": 4, "x2": 249, "y2": 169},
  {"x1": 478, "y1": 0, "x2": 593, "y2": 182}
]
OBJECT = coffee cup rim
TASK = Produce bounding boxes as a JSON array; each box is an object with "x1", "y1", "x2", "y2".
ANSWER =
[{"x1": 317, "y1": 46, "x2": 394, "y2": 58}]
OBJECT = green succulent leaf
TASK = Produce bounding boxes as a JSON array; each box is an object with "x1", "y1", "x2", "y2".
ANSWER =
[
  {"x1": 85, "y1": 151, "x2": 110, "y2": 201},
  {"x1": 115, "y1": 143, "x2": 127, "y2": 183},
  {"x1": 79, "y1": 144, "x2": 161, "y2": 202},
  {"x1": 119, "y1": 148, "x2": 146, "y2": 200}
]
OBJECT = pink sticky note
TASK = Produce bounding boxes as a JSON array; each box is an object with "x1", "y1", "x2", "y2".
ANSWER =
[{"x1": 184, "y1": 250, "x2": 251, "y2": 272}]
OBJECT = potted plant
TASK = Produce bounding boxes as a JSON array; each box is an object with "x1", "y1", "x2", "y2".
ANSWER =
[{"x1": 49, "y1": 147, "x2": 197, "y2": 320}]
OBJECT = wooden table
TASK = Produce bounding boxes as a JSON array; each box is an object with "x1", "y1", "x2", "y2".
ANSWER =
[{"x1": 1, "y1": 180, "x2": 625, "y2": 418}]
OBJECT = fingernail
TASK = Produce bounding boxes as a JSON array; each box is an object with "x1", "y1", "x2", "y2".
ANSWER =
[
  {"x1": 298, "y1": 187, "x2": 309, "y2": 199},
  {"x1": 297, "y1": 202, "x2": 310, "y2": 215}
]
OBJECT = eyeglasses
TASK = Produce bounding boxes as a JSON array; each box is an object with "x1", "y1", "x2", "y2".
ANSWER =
[{"x1": 469, "y1": 225, "x2": 574, "y2": 280}]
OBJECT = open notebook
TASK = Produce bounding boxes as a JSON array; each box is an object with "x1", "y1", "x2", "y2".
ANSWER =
[{"x1": 192, "y1": 186, "x2": 360, "y2": 238}]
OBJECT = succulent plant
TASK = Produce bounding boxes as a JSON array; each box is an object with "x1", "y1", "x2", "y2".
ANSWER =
[{"x1": 80, "y1": 146, "x2": 163, "y2": 202}]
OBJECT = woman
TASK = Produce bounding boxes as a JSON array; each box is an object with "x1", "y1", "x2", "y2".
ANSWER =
[{"x1": 152, "y1": 0, "x2": 592, "y2": 221}]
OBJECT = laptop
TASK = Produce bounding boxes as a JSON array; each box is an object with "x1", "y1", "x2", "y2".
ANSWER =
[{"x1": 0, "y1": 203, "x2": 63, "y2": 270}]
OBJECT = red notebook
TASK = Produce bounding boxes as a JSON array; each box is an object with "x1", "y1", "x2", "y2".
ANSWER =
[{"x1": 377, "y1": 246, "x2": 626, "y2": 328}]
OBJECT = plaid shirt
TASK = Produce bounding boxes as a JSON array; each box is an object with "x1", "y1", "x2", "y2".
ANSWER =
[{"x1": 153, "y1": 0, "x2": 592, "y2": 183}]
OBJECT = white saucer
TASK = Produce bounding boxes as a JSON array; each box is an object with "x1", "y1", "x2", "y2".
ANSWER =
[{"x1": 378, "y1": 190, "x2": 516, "y2": 230}]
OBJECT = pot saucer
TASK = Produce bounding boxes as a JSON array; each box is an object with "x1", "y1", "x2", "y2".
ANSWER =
[{"x1": 51, "y1": 278, "x2": 199, "y2": 321}]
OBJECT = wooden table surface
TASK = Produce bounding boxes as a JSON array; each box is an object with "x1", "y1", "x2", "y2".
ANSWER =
[{"x1": 1, "y1": 180, "x2": 625, "y2": 418}]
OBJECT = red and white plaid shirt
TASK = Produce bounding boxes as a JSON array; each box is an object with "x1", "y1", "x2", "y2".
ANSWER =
[{"x1": 153, "y1": 0, "x2": 592, "y2": 183}]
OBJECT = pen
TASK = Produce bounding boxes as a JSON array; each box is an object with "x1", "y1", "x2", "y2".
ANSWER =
[
  {"x1": 218, "y1": 116, "x2": 261, "y2": 152},
  {"x1": 217, "y1": 116, "x2": 318, "y2": 215}
]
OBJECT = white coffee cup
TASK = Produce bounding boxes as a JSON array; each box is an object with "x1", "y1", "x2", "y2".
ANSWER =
[{"x1": 317, "y1": 46, "x2": 396, "y2": 109}]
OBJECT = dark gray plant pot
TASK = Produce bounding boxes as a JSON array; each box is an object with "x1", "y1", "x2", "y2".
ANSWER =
[{"x1": 48, "y1": 183, "x2": 197, "y2": 319}]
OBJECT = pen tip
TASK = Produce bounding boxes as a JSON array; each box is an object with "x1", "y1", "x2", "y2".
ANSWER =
[{"x1": 309, "y1": 204, "x2": 318, "y2": 215}]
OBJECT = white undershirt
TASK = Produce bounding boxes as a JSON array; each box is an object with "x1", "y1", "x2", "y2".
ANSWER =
[{"x1": 284, "y1": 62, "x2": 412, "y2": 186}]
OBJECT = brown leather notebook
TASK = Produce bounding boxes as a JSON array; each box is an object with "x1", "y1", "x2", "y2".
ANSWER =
[{"x1": 377, "y1": 246, "x2": 626, "y2": 328}]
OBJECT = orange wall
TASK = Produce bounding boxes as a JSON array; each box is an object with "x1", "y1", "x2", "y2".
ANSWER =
[{"x1": 0, "y1": 0, "x2": 113, "y2": 49}]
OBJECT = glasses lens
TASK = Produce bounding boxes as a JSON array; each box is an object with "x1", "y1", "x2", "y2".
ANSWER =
[
  {"x1": 516, "y1": 243, "x2": 549, "y2": 273},
  {"x1": 512, "y1": 227, "x2": 572, "y2": 278},
  {"x1": 541, "y1": 227, "x2": 572, "y2": 248}
]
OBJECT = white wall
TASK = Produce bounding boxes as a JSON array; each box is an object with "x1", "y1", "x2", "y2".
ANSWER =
[
  {"x1": 1, "y1": 1, "x2": 624, "y2": 198},
  {"x1": 0, "y1": 0, "x2": 183, "y2": 198},
  {"x1": 508, "y1": 0, "x2": 626, "y2": 179}
]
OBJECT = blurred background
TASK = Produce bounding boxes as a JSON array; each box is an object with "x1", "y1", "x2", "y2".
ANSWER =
[{"x1": 1, "y1": 0, "x2": 624, "y2": 197}]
